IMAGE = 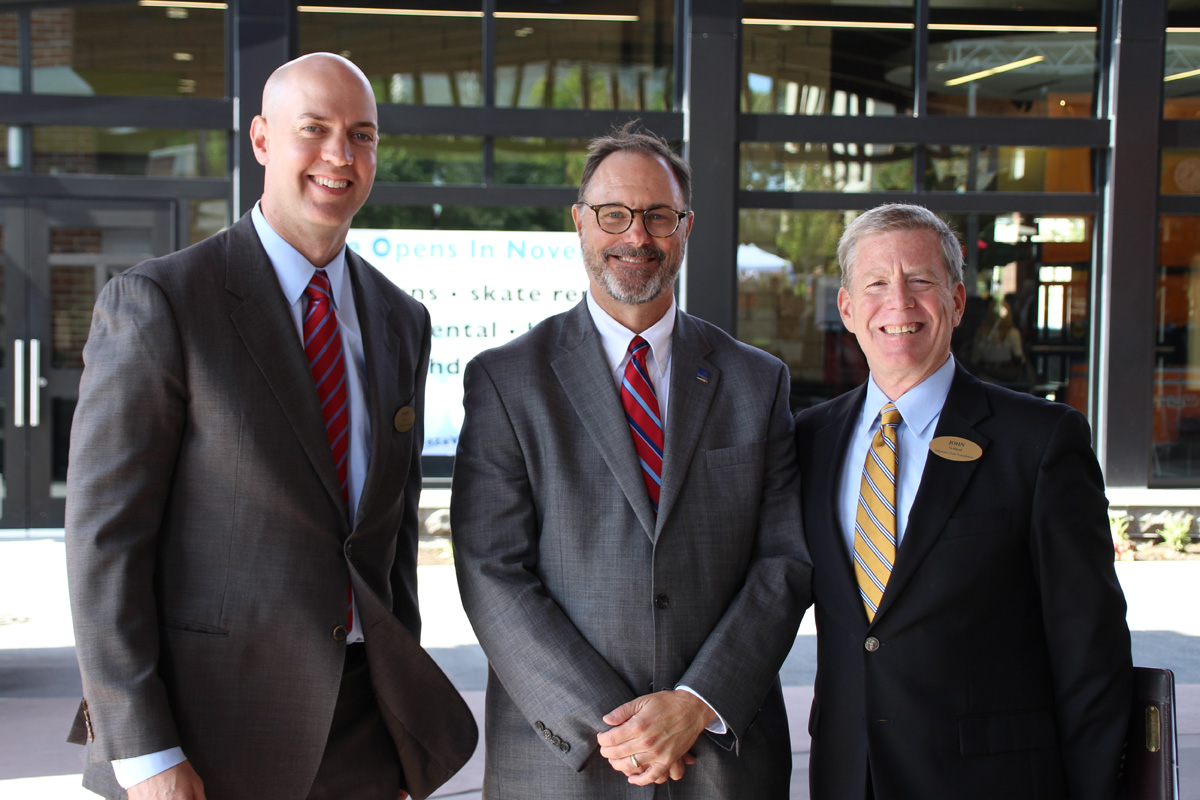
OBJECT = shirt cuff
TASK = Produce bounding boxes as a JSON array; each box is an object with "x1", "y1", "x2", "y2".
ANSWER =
[
  {"x1": 112, "y1": 747, "x2": 187, "y2": 789},
  {"x1": 675, "y1": 685, "x2": 728, "y2": 735}
]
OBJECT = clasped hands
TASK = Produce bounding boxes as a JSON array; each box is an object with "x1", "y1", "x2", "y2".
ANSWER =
[{"x1": 596, "y1": 689, "x2": 714, "y2": 786}]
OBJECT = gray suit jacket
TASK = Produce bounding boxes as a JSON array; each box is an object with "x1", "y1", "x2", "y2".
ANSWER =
[
  {"x1": 451, "y1": 300, "x2": 812, "y2": 798},
  {"x1": 65, "y1": 213, "x2": 477, "y2": 799}
]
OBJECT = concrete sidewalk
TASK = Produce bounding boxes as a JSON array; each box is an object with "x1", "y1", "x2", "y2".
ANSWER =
[{"x1": 1, "y1": 540, "x2": 1197, "y2": 799}]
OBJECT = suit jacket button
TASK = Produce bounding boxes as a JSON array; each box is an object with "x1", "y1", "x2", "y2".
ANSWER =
[
  {"x1": 551, "y1": 735, "x2": 562, "y2": 747},
  {"x1": 654, "y1": 594, "x2": 670, "y2": 609},
  {"x1": 332, "y1": 625, "x2": 348, "y2": 642},
  {"x1": 864, "y1": 636, "x2": 880, "y2": 652},
  {"x1": 535, "y1": 721, "x2": 545, "y2": 732},
  {"x1": 560, "y1": 741, "x2": 571, "y2": 754},
  {"x1": 543, "y1": 729, "x2": 554, "y2": 740}
]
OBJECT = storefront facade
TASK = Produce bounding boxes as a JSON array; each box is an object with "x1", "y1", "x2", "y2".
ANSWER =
[{"x1": 0, "y1": 0, "x2": 1195, "y2": 529}]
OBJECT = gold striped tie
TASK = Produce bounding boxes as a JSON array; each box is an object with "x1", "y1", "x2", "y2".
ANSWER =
[{"x1": 854, "y1": 403, "x2": 902, "y2": 622}]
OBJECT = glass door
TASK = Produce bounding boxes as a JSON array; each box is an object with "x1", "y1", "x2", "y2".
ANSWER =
[{"x1": 0, "y1": 199, "x2": 174, "y2": 532}]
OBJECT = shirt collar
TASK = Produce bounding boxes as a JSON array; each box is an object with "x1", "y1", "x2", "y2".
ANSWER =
[
  {"x1": 251, "y1": 201, "x2": 347, "y2": 310},
  {"x1": 585, "y1": 289, "x2": 676, "y2": 381},
  {"x1": 863, "y1": 354, "x2": 956, "y2": 435}
]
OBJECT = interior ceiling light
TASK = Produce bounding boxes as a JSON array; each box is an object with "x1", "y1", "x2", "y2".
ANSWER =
[
  {"x1": 742, "y1": 19, "x2": 1097, "y2": 33},
  {"x1": 742, "y1": 18, "x2": 913, "y2": 30},
  {"x1": 944, "y1": 55, "x2": 1045, "y2": 87},
  {"x1": 297, "y1": 7, "x2": 636, "y2": 21},
  {"x1": 298, "y1": 6, "x2": 481, "y2": 16},
  {"x1": 928, "y1": 23, "x2": 1095, "y2": 33},
  {"x1": 173, "y1": 52, "x2": 194, "y2": 61},
  {"x1": 139, "y1": 0, "x2": 227, "y2": 9},
  {"x1": 493, "y1": 12, "x2": 637, "y2": 22},
  {"x1": 1165, "y1": 67, "x2": 1200, "y2": 83}
]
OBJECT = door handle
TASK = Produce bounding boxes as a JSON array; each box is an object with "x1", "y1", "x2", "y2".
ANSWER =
[
  {"x1": 13, "y1": 338, "x2": 23, "y2": 428},
  {"x1": 28, "y1": 338, "x2": 40, "y2": 428}
]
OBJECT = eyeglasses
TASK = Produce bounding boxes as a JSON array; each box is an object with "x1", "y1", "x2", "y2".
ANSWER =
[{"x1": 577, "y1": 202, "x2": 689, "y2": 238}]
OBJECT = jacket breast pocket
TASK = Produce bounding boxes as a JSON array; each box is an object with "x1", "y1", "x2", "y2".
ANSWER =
[{"x1": 706, "y1": 438, "x2": 766, "y2": 470}]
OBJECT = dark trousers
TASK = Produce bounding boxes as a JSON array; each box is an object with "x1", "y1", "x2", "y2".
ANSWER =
[{"x1": 308, "y1": 643, "x2": 403, "y2": 800}]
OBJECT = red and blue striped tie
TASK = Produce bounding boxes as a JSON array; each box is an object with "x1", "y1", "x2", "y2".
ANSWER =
[
  {"x1": 622, "y1": 336, "x2": 664, "y2": 514},
  {"x1": 304, "y1": 270, "x2": 353, "y2": 628}
]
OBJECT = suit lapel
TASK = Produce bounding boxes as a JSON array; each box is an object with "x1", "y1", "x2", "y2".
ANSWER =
[
  {"x1": 808, "y1": 387, "x2": 869, "y2": 620},
  {"x1": 224, "y1": 215, "x2": 348, "y2": 530},
  {"x1": 347, "y1": 254, "x2": 407, "y2": 531},
  {"x1": 551, "y1": 302, "x2": 658, "y2": 539},
  {"x1": 655, "y1": 311, "x2": 716, "y2": 534},
  {"x1": 874, "y1": 365, "x2": 991, "y2": 620}
]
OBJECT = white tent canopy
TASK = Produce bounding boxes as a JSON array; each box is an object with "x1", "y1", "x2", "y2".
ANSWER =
[{"x1": 737, "y1": 243, "x2": 792, "y2": 276}]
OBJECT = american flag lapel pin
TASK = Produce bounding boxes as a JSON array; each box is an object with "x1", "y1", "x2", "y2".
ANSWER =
[{"x1": 696, "y1": 367, "x2": 710, "y2": 383}]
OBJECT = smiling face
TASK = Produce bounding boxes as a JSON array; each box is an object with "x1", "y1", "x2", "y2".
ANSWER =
[
  {"x1": 571, "y1": 150, "x2": 693, "y2": 329},
  {"x1": 250, "y1": 53, "x2": 378, "y2": 266},
  {"x1": 838, "y1": 228, "x2": 966, "y2": 399}
]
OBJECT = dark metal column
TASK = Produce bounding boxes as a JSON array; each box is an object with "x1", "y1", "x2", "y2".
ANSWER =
[
  {"x1": 681, "y1": 0, "x2": 741, "y2": 333},
  {"x1": 233, "y1": 0, "x2": 290, "y2": 217},
  {"x1": 1097, "y1": 0, "x2": 1166, "y2": 486}
]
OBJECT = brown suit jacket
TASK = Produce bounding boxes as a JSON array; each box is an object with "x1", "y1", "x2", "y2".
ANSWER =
[{"x1": 65, "y1": 212, "x2": 476, "y2": 799}]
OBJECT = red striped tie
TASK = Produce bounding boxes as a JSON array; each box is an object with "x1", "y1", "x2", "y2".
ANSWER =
[
  {"x1": 303, "y1": 270, "x2": 353, "y2": 629},
  {"x1": 304, "y1": 270, "x2": 350, "y2": 509},
  {"x1": 621, "y1": 336, "x2": 664, "y2": 514}
]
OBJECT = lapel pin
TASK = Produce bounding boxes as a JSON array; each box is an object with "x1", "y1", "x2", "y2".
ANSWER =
[
  {"x1": 929, "y1": 436, "x2": 983, "y2": 462},
  {"x1": 696, "y1": 368, "x2": 710, "y2": 383},
  {"x1": 394, "y1": 406, "x2": 416, "y2": 433}
]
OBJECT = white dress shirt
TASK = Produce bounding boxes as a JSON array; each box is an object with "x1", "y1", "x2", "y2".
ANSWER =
[{"x1": 113, "y1": 206, "x2": 372, "y2": 788}]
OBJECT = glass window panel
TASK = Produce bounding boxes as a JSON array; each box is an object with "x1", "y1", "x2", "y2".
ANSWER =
[
  {"x1": 928, "y1": 145, "x2": 1094, "y2": 192},
  {"x1": 495, "y1": 138, "x2": 589, "y2": 186},
  {"x1": 298, "y1": 6, "x2": 482, "y2": 106},
  {"x1": 1154, "y1": 214, "x2": 1200, "y2": 481},
  {"x1": 31, "y1": 128, "x2": 225, "y2": 177},
  {"x1": 741, "y1": 142, "x2": 914, "y2": 192},
  {"x1": 189, "y1": 199, "x2": 229, "y2": 246},
  {"x1": 741, "y1": 2, "x2": 915, "y2": 116},
  {"x1": 1165, "y1": 27, "x2": 1200, "y2": 120},
  {"x1": 1163, "y1": 149, "x2": 1200, "y2": 194},
  {"x1": 1, "y1": 12, "x2": 17, "y2": 93},
  {"x1": 31, "y1": 4, "x2": 224, "y2": 98},
  {"x1": 927, "y1": 2, "x2": 1101, "y2": 117},
  {"x1": 738, "y1": 208, "x2": 1092, "y2": 412},
  {"x1": 494, "y1": 1, "x2": 675, "y2": 110},
  {"x1": 0, "y1": 125, "x2": 11, "y2": 173},
  {"x1": 377, "y1": 135, "x2": 483, "y2": 184},
  {"x1": 354, "y1": 204, "x2": 574, "y2": 233}
]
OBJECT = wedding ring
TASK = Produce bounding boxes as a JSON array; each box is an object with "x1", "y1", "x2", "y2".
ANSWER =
[{"x1": 630, "y1": 754, "x2": 641, "y2": 770}]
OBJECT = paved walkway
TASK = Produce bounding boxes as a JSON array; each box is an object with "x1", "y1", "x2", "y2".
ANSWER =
[{"x1": 1, "y1": 539, "x2": 1197, "y2": 799}]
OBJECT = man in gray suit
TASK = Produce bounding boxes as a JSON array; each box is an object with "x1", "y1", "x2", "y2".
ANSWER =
[
  {"x1": 65, "y1": 53, "x2": 475, "y2": 800},
  {"x1": 451, "y1": 124, "x2": 812, "y2": 797}
]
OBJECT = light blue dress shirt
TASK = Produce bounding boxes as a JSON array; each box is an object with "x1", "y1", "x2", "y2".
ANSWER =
[
  {"x1": 112, "y1": 207, "x2": 373, "y2": 788},
  {"x1": 836, "y1": 356, "x2": 957, "y2": 556}
]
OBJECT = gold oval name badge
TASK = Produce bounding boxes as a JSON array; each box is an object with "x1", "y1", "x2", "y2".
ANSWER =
[
  {"x1": 929, "y1": 436, "x2": 982, "y2": 462},
  {"x1": 393, "y1": 406, "x2": 416, "y2": 433}
]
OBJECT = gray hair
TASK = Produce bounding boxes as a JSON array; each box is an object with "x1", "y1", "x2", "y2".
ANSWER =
[
  {"x1": 838, "y1": 203, "x2": 964, "y2": 290},
  {"x1": 578, "y1": 120, "x2": 692, "y2": 209}
]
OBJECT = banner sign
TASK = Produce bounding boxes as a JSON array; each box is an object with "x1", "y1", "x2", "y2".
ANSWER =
[{"x1": 346, "y1": 228, "x2": 588, "y2": 456}]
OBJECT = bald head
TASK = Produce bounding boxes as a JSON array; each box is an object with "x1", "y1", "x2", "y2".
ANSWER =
[
  {"x1": 250, "y1": 52, "x2": 378, "y2": 267},
  {"x1": 261, "y1": 53, "x2": 374, "y2": 120}
]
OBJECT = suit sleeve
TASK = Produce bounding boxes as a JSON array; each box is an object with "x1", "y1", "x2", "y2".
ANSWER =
[
  {"x1": 1030, "y1": 409, "x2": 1132, "y2": 799},
  {"x1": 64, "y1": 273, "x2": 187, "y2": 761},
  {"x1": 675, "y1": 362, "x2": 814, "y2": 743},
  {"x1": 451, "y1": 357, "x2": 638, "y2": 772}
]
